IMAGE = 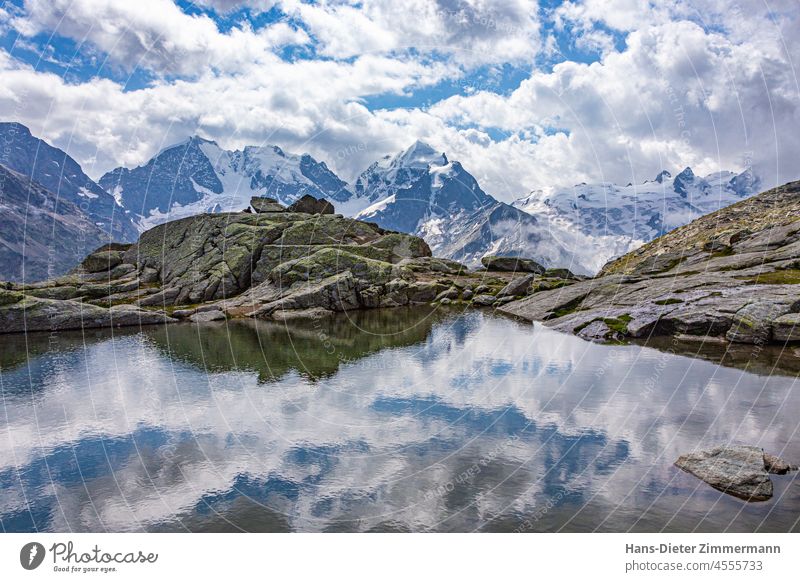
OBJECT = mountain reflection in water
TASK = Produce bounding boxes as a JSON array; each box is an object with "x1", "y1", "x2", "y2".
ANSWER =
[{"x1": 1, "y1": 307, "x2": 798, "y2": 532}]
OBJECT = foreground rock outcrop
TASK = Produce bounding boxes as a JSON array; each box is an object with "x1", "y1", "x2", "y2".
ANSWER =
[
  {"x1": 500, "y1": 180, "x2": 800, "y2": 346},
  {"x1": 675, "y1": 445, "x2": 796, "y2": 501},
  {"x1": 0, "y1": 197, "x2": 578, "y2": 333}
]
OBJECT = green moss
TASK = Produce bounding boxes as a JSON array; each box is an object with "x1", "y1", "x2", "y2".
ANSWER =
[
  {"x1": 0, "y1": 289, "x2": 24, "y2": 305},
  {"x1": 546, "y1": 294, "x2": 588, "y2": 319},
  {"x1": 741, "y1": 269, "x2": 800, "y2": 285},
  {"x1": 574, "y1": 314, "x2": 632, "y2": 335},
  {"x1": 710, "y1": 246, "x2": 734, "y2": 258},
  {"x1": 654, "y1": 298, "x2": 684, "y2": 305}
]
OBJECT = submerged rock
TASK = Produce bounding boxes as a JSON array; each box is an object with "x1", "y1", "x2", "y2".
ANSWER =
[{"x1": 675, "y1": 445, "x2": 796, "y2": 501}]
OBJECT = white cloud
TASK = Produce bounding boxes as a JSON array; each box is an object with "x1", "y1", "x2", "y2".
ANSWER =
[
  {"x1": 283, "y1": 0, "x2": 543, "y2": 66},
  {"x1": 0, "y1": 0, "x2": 798, "y2": 202},
  {"x1": 10, "y1": 0, "x2": 306, "y2": 76}
]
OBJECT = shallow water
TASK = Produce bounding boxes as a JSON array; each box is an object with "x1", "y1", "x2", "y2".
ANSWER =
[{"x1": 1, "y1": 307, "x2": 798, "y2": 532}]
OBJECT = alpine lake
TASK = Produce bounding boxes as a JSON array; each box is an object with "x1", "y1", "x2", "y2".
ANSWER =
[{"x1": 1, "y1": 306, "x2": 798, "y2": 532}]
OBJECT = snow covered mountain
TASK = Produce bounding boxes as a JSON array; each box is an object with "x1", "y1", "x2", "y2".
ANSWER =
[
  {"x1": 99, "y1": 136, "x2": 352, "y2": 231},
  {"x1": 351, "y1": 142, "x2": 600, "y2": 272},
  {"x1": 512, "y1": 167, "x2": 761, "y2": 271},
  {"x1": 0, "y1": 122, "x2": 138, "y2": 243}
]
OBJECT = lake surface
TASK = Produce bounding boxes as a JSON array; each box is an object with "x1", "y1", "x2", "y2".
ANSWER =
[{"x1": 1, "y1": 307, "x2": 799, "y2": 532}]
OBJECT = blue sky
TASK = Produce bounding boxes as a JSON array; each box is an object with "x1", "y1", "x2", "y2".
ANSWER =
[{"x1": 0, "y1": 0, "x2": 798, "y2": 199}]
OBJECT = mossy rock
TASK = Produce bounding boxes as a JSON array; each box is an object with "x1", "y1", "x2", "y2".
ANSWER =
[
  {"x1": 481, "y1": 256, "x2": 545, "y2": 274},
  {"x1": 270, "y1": 248, "x2": 395, "y2": 287},
  {"x1": 81, "y1": 250, "x2": 125, "y2": 273},
  {"x1": 371, "y1": 233, "x2": 432, "y2": 262},
  {"x1": 0, "y1": 289, "x2": 24, "y2": 305}
]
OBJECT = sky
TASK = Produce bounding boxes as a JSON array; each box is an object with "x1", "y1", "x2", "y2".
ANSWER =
[{"x1": 0, "y1": 0, "x2": 798, "y2": 202}]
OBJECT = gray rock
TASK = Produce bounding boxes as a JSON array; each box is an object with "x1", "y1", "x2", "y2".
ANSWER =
[
  {"x1": 481, "y1": 255, "x2": 545, "y2": 274},
  {"x1": 251, "y1": 196, "x2": 286, "y2": 213},
  {"x1": 435, "y1": 287, "x2": 460, "y2": 301},
  {"x1": 472, "y1": 294, "x2": 496, "y2": 306},
  {"x1": 286, "y1": 194, "x2": 334, "y2": 215},
  {"x1": 675, "y1": 445, "x2": 774, "y2": 501},
  {"x1": 772, "y1": 313, "x2": 800, "y2": 342},
  {"x1": 497, "y1": 274, "x2": 535, "y2": 297},
  {"x1": 544, "y1": 268, "x2": 578, "y2": 280},
  {"x1": 726, "y1": 302, "x2": 787, "y2": 343},
  {"x1": 461, "y1": 289, "x2": 473, "y2": 301},
  {"x1": 188, "y1": 310, "x2": 225, "y2": 323},
  {"x1": 763, "y1": 452, "x2": 798, "y2": 474}
]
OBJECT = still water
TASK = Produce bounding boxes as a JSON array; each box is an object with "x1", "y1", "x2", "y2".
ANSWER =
[{"x1": 1, "y1": 307, "x2": 798, "y2": 532}]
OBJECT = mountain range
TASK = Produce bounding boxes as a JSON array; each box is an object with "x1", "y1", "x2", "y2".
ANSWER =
[{"x1": 0, "y1": 121, "x2": 761, "y2": 281}]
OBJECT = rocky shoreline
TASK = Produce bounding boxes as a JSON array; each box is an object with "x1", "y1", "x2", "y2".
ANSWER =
[
  {"x1": 499, "y1": 180, "x2": 800, "y2": 347},
  {"x1": 0, "y1": 195, "x2": 576, "y2": 334},
  {"x1": 3, "y1": 180, "x2": 800, "y2": 352}
]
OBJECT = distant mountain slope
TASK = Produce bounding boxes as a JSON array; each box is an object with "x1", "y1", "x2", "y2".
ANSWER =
[
  {"x1": 0, "y1": 164, "x2": 113, "y2": 282},
  {"x1": 512, "y1": 167, "x2": 760, "y2": 268},
  {"x1": 99, "y1": 136, "x2": 352, "y2": 231},
  {"x1": 0, "y1": 122, "x2": 138, "y2": 242},
  {"x1": 351, "y1": 142, "x2": 626, "y2": 274},
  {"x1": 501, "y1": 180, "x2": 800, "y2": 347}
]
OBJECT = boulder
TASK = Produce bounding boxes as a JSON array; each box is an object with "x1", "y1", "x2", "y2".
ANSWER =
[
  {"x1": 80, "y1": 250, "x2": 125, "y2": 273},
  {"x1": 481, "y1": 255, "x2": 545, "y2": 274},
  {"x1": 772, "y1": 313, "x2": 800, "y2": 342},
  {"x1": 472, "y1": 294, "x2": 497, "y2": 306},
  {"x1": 675, "y1": 445, "x2": 780, "y2": 501},
  {"x1": 725, "y1": 302, "x2": 786, "y2": 343},
  {"x1": 497, "y1": 274, "x2": 535, "y2": 297},
  {"x1": 251, "y1": 196, "x2": 286, "y2": 213},
  {"x1": 435, "y1": 287, "x2": 460, "y2": 302},
  {"x1": 544, "y1": 268, "x2": 579, "y2": 280},
  {"x1": 764, "y1": 452, "x2": 798, "y2": 474},
  {"x1": 286, "y1": 194, "x2": 334, "y2": 215}
]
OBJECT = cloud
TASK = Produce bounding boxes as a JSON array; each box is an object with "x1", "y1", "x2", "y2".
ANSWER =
[
  {"x1": 283, "y1": 0, "x2": 543, "y2": 66},
  {"x1": 10, "y1": 0, "x2": 306, "y2": 76},
  {"x1": 0, "y1": 0, "x2": 798, "y2": 202}
]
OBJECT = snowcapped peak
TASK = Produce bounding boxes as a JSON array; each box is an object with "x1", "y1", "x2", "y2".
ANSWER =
[
  {"x1": 676, "y1": 167, "x2": 695, "y2": 181},
  {"x1": 189, "y1": 135, "x2": 217, "y2": 145},
  {"x1": 395, "y1": 140, "x2": 447, "y2": 169},
  {"x1": 654, "y1": 170, "x2": 672, "y2": 183}
]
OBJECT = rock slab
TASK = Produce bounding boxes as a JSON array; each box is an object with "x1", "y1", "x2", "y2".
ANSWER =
[{"x1": 675, "y1": 445, "x2": 796, "y2": 501}]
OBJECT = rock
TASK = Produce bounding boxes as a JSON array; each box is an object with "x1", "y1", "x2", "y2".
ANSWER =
[
  {"x1": 435, "y1": 287, "x2": 460, "y2": 302},
  {"x1": 576, "y1": 320, "x2": 611, "y2": 342},
  {"x1": 481, "y1": 255, "x2": 545, "y2": 274},
  {"x1": 461, "y1": 289, "x2": 473, "y2": 301},
  {"x1": 80, "y1": 250, "x2": 125, "y2": 273},
  {"x1": 497, "y1": 274, "x2": 535, "y2": 297},
  {"x1": 544, "y1": 268, "x2": 578, "y2": 280},
  {"x1": 188, "y1": 310, "x2": 225, "y2": 323},
  {"x1": 110, "y1": 263, "x2": 137, "y2": 279},
  {"x1": 251, "y1": 196, "x2": 286, "y2": 213},
  {"x1": 763, "y1": 452, "x2": 797, "y2": 474},
  {"x1": 726, "y1": 302, "x2": 786, "y2": 343},
  {"x1": 0, "y1": 294, "x2": 174, "y2": 333},
  {"x1": 474, "y1": 284, "x2": 491, "y2": 294},
  {"x1": 407, "y1": 281, "x2": 445, "y2": 303},
  {"x1": 772, "y1": 313, "x2": 800, "y2": 342},
  {"x1": 675, "y1": 445, "x2": 773, "y2": 501},
  {"x1": 286, "y1": 194, "x2": 334, "y2": 215},
  {"x1": 472, "y1": 294, "x2": 496, "y2": 306}
]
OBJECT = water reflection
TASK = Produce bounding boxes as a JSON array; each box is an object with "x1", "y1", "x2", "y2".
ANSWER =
[{"x1": 0, "y1": 308, "x2": 798, "y2": 532}]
